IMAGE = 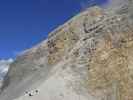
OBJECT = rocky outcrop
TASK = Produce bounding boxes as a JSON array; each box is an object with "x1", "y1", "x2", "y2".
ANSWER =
[{"x1": 1, "y1": 2, "x2": 133, "y2": 100}]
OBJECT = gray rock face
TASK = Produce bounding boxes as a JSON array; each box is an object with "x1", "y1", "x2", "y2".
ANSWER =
[{"x1": 1, "y1": 1, "x2": 133, "y2": 100}]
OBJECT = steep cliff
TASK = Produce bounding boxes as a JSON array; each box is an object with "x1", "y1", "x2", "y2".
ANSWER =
[{"x1": 1, "y1": 2, "x2": 133, "y2": 100}]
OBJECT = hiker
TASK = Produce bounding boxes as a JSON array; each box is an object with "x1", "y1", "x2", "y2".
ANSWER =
[
  {"x1": 35, "y1": 90, "x2": 39, "y2": 93},
  {"x1": 29, "y1": 93, "x2": 33, "y2": 97}
]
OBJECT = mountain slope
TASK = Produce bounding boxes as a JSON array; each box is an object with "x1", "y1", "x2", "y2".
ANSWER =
[{"x1": 1, "y1": 3, "x2": 133, "y2": 100}]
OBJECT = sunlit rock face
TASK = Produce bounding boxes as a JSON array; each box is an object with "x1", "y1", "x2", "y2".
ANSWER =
[
  {"x1": 1, "y1": 1, "x2": 133, "y2": 100},
  {"x1": 88, "y1": 33, "x2": 133, "y2": 100}
]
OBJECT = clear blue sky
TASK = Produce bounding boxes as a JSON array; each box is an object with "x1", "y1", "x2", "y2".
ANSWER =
[{"x1": 0, "y1": 0, "x2": 108, "y2": 59}]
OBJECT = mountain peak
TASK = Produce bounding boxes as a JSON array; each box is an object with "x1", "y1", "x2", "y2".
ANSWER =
[{"x1": 1, "y1": 4, "x2": 133, "y2": 100}]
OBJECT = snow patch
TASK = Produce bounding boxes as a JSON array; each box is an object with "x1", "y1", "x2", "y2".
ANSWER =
[{"x1": 0, "y1": 59, "x2": 13, "y2": 80}]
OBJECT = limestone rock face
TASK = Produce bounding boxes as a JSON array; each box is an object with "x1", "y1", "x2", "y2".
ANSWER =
[{"x1": 1, "y1": 4, "x2": 133, "y2": 100}]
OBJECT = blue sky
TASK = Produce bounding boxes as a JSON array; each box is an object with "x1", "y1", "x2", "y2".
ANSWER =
[{"x1": 0, "y1": 0, "x2": 108, "y2": 59}]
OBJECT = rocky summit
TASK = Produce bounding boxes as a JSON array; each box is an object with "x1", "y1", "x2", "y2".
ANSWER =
[{"x1": 1, "y1": 1, "x2": 133, "y2": 100}]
